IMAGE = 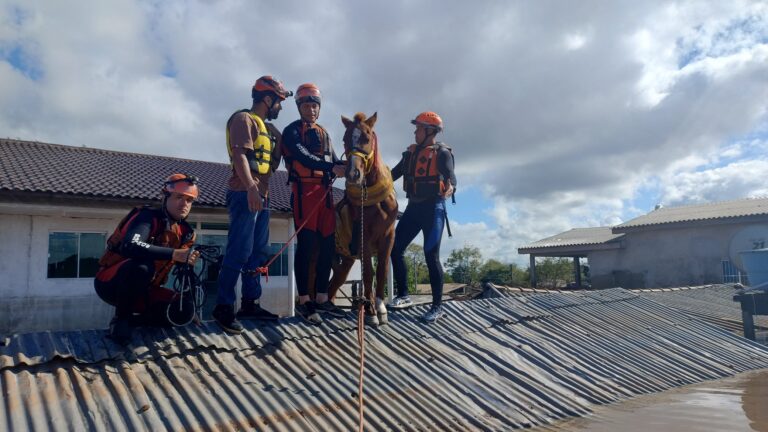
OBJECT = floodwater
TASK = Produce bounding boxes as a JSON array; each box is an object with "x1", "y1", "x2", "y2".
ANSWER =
[{"x1": 537, "y1": 369, "x2": 768, "y2": 432}]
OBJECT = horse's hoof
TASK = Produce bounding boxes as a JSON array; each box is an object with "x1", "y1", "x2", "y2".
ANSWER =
[
  {"x1": 365, "y1": 314, "x2": 380, "y2": 327},
  {"x1": 378, "y1": 312, "x2": 389, "y2": 326}
]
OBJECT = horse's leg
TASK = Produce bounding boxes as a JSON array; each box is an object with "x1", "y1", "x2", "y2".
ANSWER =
[
  {"x1": 328, "y1": 254, "x2": 355, "y2": 301},
  {"x1": 375, "y1": 224, "x2": 396, "y2": 325}
]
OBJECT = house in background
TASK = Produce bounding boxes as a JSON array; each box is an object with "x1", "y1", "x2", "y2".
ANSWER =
[
  {"x1": 519, "y1": 198, "x2": 768, "y2": 289},
  {"x1": 0, "y1": 139, "x2": 351, "y2": 336}
]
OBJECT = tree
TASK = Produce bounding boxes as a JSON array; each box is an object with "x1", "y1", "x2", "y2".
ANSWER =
[
  {"x1": 445, "y1": 245, "x2": 483, "y2": 285},
  {"x1": 479, "y1": 259, "x2": 530, "y2": 287},
  {"x1": 404, "y1": 244, "x2": 428, "y2": 294},
  {"x1": 535, "y1": 257, "x2": 574, "y2": 288}
]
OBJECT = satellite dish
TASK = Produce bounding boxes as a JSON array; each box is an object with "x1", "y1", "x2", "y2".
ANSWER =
[{"x1": 728, "y1": 225, "x2": 768, "y2": 272}]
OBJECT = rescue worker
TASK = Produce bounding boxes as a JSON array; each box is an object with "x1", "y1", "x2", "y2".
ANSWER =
[
  {"x1": 95, "y1": 174, "x2": 201, "y2": 344},
  {"x1": 389, "y1": 112, "x2": 456, "y2": 323},
  {"x1": 214, "y1": 75, "x2": 290, "y2": 334},
  {"x1": 282, "y1": 83, "x2": 346, "y2": 324}
]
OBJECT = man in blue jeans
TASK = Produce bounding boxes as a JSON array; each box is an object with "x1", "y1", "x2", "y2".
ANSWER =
[
  {"x1": 389, "y1": 111, "x2": 456, "y2": 323},
  {"x1": 213, "y1": 76, "x2": 292, "y2": 334}
]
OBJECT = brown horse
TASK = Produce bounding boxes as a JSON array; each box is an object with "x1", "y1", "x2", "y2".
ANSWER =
[{"x1": 327, "y1": 112, "x2": 398, "y2": 326}]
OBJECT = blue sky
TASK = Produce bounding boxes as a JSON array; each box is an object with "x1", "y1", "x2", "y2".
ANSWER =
[{"x1": 1, "y1": 0, "x2": 767, "y2": 265}]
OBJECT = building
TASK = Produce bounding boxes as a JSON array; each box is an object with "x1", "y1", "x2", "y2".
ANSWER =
[
  {"x1": 519, "y1": 198, "x2": 768, "y2": 289},
  {"x1": 0, "y1": 138, "x2": 350, "y2": 335}
]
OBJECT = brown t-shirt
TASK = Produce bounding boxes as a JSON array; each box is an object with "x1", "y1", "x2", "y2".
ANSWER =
[{"x1": 227, "y1": 111, "x2": 282, "y2": 195}]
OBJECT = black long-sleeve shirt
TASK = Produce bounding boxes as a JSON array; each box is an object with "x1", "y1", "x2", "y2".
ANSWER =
[
  {"x1": 281, "y1": 120, "x2": 340, "y2": 172},
  {"x1": 117, "y1": 208, "x2": 191, "y2": 261}
]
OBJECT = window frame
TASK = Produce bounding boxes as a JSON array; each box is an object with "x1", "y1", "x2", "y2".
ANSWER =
[{"x1": 47, "y1": 230, "x2": 107, "y2": 279}]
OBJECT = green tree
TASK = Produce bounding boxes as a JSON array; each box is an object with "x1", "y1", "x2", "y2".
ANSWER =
[
  {"x1": 405, "y1": 244, "x2": 428, "y2": 294},
  {"x1": 535, "y1": 257, "x2": 574, "y2": 288},
  {"x1": 479, "y1": 259, "x2": 530, "y2": 286},
  {"x1": 445, "y1": 245, "x2": 483, "y2": 285}
]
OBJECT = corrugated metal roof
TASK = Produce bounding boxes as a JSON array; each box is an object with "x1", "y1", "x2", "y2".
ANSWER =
[
  {"x1": 518, "y1": 227, "x2": 624, "y2": 252},
  {"x1": 2, "y1": 291, "x2": 767, "y2": 431},
  {"x1": 484, "y1": 283, "x2": 768, "y2": 336},
  {"x1": 0, "y1": 139, "x2": 345, "y2": 212},
  {"x1": 614, "y1": 197, "x2": 768, "y2": 231}
]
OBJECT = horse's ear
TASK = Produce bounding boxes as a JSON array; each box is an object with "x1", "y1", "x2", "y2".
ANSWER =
[
  {"x1": 341, "y1": 115, "x2": 354, "y2": 128},
  {"x1": 364, "y1": 112, "x2": 378, "y2": 128}
]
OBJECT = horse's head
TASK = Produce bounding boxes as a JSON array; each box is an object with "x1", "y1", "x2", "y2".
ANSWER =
[{"x1": 341, "y1": 112, "x2": 378, "y2": 185}]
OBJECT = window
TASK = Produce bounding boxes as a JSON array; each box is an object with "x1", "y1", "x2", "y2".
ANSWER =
[
  {"x1": 722, "y1": 259, "x2": 745, "y2": 284},
  {"x1": 268, "y1": 243, "x2": 290, "y2": 277},
  {"x1": 48, "y1": 232, "x2": 106, "y2": 278}
]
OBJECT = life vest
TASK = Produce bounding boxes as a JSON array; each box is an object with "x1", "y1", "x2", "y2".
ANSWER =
[
  {"x1": 97, "y1": 206, "x2": 195, "y2": 288},
  {"x1": 403, "y1": 142, "x2": 454, "y2": 200},
  {"x1": 226, "y1": 109, "x2": 274, "y2": 175},
  {"x1": 283, "y1": 120, "x2": 333, "y2": 184}
]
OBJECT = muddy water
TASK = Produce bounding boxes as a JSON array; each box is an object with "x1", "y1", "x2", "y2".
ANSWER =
[{"x1": 538, "y1": 369, "x2": 768, "y2": 432}]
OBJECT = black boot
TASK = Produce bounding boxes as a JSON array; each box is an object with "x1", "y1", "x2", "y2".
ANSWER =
[
  {"x1": 212, "y1": 304, "x2": 243, "y2": 334},
  {"x1": 237, "y1": 300, "x2": 279, "y2": 321},
  {"x1": 108, "y1": 316, "x2": 134, "y2": 345}
]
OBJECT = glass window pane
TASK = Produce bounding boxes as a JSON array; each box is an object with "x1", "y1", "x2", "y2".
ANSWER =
[
  {"x1": 48, "y1": 232, "x2": 78, "y2": 278},
  {"x1": 79, "y1": 233, "x2": 106, "y2": 278},
  {"x1": 201, "y1": 222, "x2": 230, "y2": 230}
]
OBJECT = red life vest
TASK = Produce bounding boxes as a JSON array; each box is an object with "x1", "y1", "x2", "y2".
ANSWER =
[
  {"x1": 283, "y1": 121, "x2": 333, "y2": 184},
  {"x1": 96, "y1": 206, "x2": 195, "y2": 288},
  {"x1": 403, "y1": 143, "x2": 453, "y2": 199}
]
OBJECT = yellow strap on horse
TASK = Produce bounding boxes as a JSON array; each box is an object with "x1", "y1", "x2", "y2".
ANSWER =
[{"x1": 345, "y1": 167, "x2": 394, "y2": 206}]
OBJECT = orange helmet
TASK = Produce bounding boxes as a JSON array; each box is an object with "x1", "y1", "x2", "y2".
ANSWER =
[
  {"x1": 163, "y1": 174, "x2": 199, "y2": 199},
  {"x1": 252, "y1": 76, "x2": 292, "y2": 100},
  {"x1": 411, "y1": 111, "x2": 443, "y2": 131},
  {"x1": 295, "y1": 83, "x2": 322, "y2": 106}
]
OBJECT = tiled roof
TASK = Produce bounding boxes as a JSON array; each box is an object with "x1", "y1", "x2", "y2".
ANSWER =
[
  {"x1": 1, "y1": 291, "x2": 767, "y2": 431},
  {"x1": 0, "y1": 138, "x2": 344, "y2": 212},
  {"x1": 614, "y1": 197, "x2": 768, "y2": 231},
  {"x1": 518, "y1": 226, "x2": 624, "y2": 252}
]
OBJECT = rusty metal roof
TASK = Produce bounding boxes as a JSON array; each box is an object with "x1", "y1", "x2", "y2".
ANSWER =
[
  {"x1": 2, "y1": 290, "x2": 768, "y2": 431},
  {"x1": 614, "y1": 197, "x2": 768, "y2": 231}
]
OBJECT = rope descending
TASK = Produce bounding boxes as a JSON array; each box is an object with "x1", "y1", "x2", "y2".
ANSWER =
[{"x1": 167, "y1": 244, "x2": 220, "y2": 326}]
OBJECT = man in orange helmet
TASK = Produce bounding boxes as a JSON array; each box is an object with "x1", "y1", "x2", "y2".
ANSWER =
[
  {"x1": 94, "y1": 174, "x2": 201, "y2": 344},
  {"x1": 389, "y1": 112, "x2": 456, "y2": 323},
  {"x1": 282, "y1": 83, "x2": 347, "y2": 324},
  {"x1": 214, "y1": 76, "x2": 291, "y2": 334}
]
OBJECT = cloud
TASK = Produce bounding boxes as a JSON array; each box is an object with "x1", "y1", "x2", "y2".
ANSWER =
[{"x1": 2, "y1": 0, "x2": 768, "y2": 267}]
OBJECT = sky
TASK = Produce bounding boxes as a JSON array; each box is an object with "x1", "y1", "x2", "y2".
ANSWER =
[{"x1": 1, "y1": 0, "x2": 767, "y2": 266}]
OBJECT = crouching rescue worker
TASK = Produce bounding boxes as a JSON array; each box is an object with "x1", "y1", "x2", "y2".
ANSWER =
[
  {"x1": 94, "y1": 174, "x2": 201, "y2": 344},
  {"x1": 214, "y1": 75, "x2": 291, "y2": 334},
  {"x1": 389, "y1": 112, "x2": 456, "y2": 323},
  {"x1": 282, "y1": 83, "x2": 347, "y2": 324}
]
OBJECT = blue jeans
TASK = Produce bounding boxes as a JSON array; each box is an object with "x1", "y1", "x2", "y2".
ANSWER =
[
  {"x1": 216, "y1": 190, "x2": 270, "y2": 306},
  {"x1": 391, "y1": 199, "x2": 446, "y2": 305}
]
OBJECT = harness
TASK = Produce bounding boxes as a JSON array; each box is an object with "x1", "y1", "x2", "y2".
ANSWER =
[
  {"x1": 226, "y1": 109, "x2": 274, "y2": 175},
  {"x1": 403, "y1": 142, "x2": 455, "y2": 203},
  {"x1": 97, "y1": 206, "x2": 195, "y2": 288},
  {"x1": 284, "y1": 120, "x2": 335, "y2": 218},
  {"x1": 344, "y1": 132, "x2": 393, "y2": 206}
]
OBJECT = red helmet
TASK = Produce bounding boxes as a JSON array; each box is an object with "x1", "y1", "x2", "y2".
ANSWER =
[
  {"x1": 295, "y1": 83, "x2": 322, "y2": 106},
  {"x1": 411, "y1": 111, "x2": 443, "y2": 131},
  {"x1": 252, "y1": 76, "x2": 292, "y2": 100},
  {"x1": 163, "y1": 174, "x2": 199, "y2": 199}
]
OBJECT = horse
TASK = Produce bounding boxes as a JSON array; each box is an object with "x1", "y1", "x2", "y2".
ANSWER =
[{"x1": 327, "y1": 112, "x2": 398, "y2": 326}]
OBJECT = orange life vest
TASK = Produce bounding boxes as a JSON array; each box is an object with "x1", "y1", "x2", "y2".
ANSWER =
[
  {"x1": 403, "y1": 143, "x2": 453, "y2": 200},
  {"x1": 283, "y1": 121, "x2": 333, "y2": 184},
  {"x1": 97, "y1": 206, "x2": 195, "y2": 287}
]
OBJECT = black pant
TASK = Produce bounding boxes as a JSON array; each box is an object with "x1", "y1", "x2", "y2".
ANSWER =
[
  {"x1": 94, "y1": 259, "x2": 154, "y2": 318},
  {"x1": 294, "y1": 231, "x2": 335, "y2": 297},
  {"x1": 391, "y1": 199, "x2": 446, "y2": 305}
]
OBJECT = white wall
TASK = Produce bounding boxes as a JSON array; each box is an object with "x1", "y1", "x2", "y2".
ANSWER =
[{"x1": 0, "y1": 206, "x2": 298, "y2": 335}]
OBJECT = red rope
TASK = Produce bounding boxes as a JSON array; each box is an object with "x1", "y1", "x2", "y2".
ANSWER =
[{"x1": 250, "y1": 186, "x2": 333, "y2": 283}]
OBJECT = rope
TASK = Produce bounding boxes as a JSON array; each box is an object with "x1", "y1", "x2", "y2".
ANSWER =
[
  {"x1": 357, "y1": 177, "x2": 367, "y2": 432},
  {"x1": 246, "y1": 185, "x2": 334, "y2": 282},
  {"x1": 167, "y1": 245, "x2": 221, "y2": 326}
]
